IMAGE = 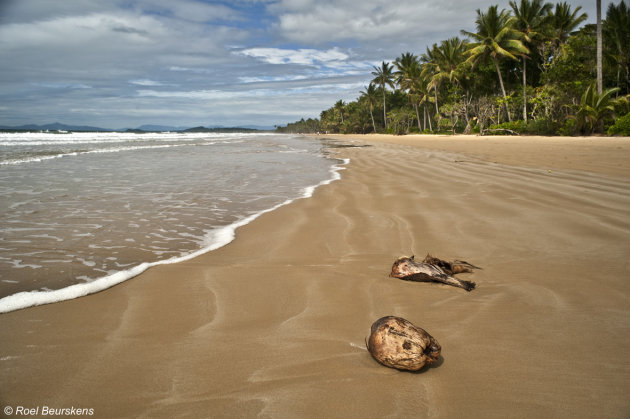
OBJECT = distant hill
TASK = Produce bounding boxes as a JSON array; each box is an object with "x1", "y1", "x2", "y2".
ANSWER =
[
  {"x1": 0, "y1": 122, "x2": 275, "y2": 133},
  {"x1": 135, "y1": 124, "x2": 190, "y2": 132},
  {"x1": 182, "y1": 126, "x2": 267, "y2": 133},
  {"x1": 236, "y1": 125, "x2": 275, "y2": 131},
  {"x1": 0, "y1": 122, "x2": 112, "y2": 132}
]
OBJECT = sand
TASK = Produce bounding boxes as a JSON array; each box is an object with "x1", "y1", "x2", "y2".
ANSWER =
[{"x1": 1, "y1": 134, "x2": 629, "y2": 418}]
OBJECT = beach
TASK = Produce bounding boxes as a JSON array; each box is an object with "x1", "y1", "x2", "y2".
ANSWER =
[{"x1": 1, "y1": 134, "x2": 629, "y2": 417}]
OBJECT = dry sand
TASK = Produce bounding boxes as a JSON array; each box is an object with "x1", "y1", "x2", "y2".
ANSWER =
[{"x1": 1, "y1": 134, "x2": 629, "y2": 418}]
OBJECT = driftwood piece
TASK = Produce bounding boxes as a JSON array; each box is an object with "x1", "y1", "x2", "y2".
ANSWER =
[
  {"x1": 390, "y1": 254, "x2": 480, "y2": 291},
  {"x1": 366, "y1": 316, "x2": 441, "y2": 371}
]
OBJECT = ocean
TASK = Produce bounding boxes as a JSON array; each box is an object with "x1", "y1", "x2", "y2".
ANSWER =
[{"x1": 0, "y1": 131, "x2": 346, "y2": 312}]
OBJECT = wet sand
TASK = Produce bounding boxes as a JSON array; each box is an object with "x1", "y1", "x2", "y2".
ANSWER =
[{"x1": 1, "y1": 134, "x2": 629, "y2": 417}]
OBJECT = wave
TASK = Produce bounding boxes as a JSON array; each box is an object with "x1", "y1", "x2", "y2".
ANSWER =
[
  {"x1": 0, "y1": 131, "x2": 273, "y2": 146},
  {"x1": 0, "y1": 158, "x2": 349, "y2": 314},
  {"x1": 0, "y1": 131, "x2": 269, "y2": 165},
  {"x1": 0, "y1": 143, "x2": 217, "y2": 166}
]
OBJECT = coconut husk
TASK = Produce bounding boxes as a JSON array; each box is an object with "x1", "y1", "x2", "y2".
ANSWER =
[
  {"x1": 390, "y1": 254, "x2": 479, "y2": 291},
  {"x1": 366, "y1": 316, "x2": 441, "y2": 371}
]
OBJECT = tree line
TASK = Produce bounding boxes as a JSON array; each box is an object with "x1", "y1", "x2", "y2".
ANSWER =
[{"x1": 277, "y1": 0, "x2": 630, "y2": 136}]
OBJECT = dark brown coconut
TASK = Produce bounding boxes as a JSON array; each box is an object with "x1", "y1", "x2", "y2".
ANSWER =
[
  {"x1": 366, "y1": 316, "x2": 441, "y2": 371},
  {"x1": 390, "y1": 254, "x2": 479, "y2": 291}
]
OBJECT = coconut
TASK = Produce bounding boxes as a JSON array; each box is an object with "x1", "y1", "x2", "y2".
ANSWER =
[{"x1": 366, "y1": 316, "x2": 441, "y2": 371}]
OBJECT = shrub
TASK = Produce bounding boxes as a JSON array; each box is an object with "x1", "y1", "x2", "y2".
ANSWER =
[
  {"x1": 486, "y1": 119, "x2": 563, "y2": 135},
  {"x1": 559, "y1": 119, "x2": 578, "y2": 136},
  {"x1": 607, "y1": 112, "x2": 630, "y2": 136},
  {"x1": 485, "y1": 121, "x2": 526, "y2": 134}
]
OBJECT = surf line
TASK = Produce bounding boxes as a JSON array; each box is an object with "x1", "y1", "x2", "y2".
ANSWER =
[{"x1": 0, "y1": 158, "x2": 349, "y2": 313}]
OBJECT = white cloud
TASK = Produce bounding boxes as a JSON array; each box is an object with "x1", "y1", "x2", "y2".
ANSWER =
[
  {"x1": 136, "y1": 77, "x2": 364, "y2": 101},
  {"x1": 238, "y1": 75, "x2": 308, "y2": 83},
  {"x1": 136, "y1": 89, "x2": 276, "y2": 100},
  {"x1": 168, "y1": 66, "x2": 213, "y2": 74},
  {"x1": 270, "y1": 0, "x2": 497, "y2": 46},
  {"x1": 236, "y1": 47, "x2": 348, "y2": 66},
  {"x1": 288, "y1": 81, "x2": 366, "y2": 94},
  {"x1": 129, "y1": 79, "x2": 166, "y2": 86},
  {"x1": 0, "y1": 13, "x2": 160, "y2": 49}
]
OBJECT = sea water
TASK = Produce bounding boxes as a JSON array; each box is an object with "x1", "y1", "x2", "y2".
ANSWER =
[{"x1": 0, "y1": 132, "x2": 346, "y2": 312}]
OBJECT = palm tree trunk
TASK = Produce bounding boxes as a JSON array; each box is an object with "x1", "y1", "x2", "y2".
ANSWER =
[
  {"x1": 414, "y1": 103, "x2": 421, "y2": 131},
  {"x1": 464, "y1": 89, "x2": 471, "y2": 126},
  {"x1": 596, "y1": 0, "x2": 603, "y2": 94},
  {"x1": 423, "y1": 105, "x2": 427, "y2": 131},
  {"x1": 369, "y1": 107, "x2": 376, "y2": 133},
  {"x1": 493, "y1": 57, "x2": 512, "y2": 122},
  {"x1": 522, "y1": 56, "x2": 527, "y2": 122},
  {"x1": 382, "y1": 90, "x2": 387, "y2": 129},
  {"x1": 434, "y1": 88, "x2": 439, "y2": 127}
]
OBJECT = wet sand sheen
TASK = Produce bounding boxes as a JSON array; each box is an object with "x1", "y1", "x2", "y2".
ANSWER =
[{"x1": 1, "y1": 135, "x2": 629, "y2": 417}]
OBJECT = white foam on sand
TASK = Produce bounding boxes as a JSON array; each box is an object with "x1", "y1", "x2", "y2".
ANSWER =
[{"x1": 0, "y1": 158, "x2": 349, "y2": 314}]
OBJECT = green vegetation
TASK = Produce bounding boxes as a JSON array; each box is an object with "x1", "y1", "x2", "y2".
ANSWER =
[
  {"x1": 277, "y1": 1, "x2": 630, "y2": 136},
  {"x1": 608, "y1": 112, "x2": 630, "y2": 135}
]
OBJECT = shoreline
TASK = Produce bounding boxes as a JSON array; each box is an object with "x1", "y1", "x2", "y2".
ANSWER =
[
  {"x1": 1, "y1": 135, "x2": 629, "y2": 417},
  {"x1": 0, "y1": 156, "x2": 348, "y2": 314},
  {"x1": 0, "y1": 132, "x2": 347, "y2": 309}
]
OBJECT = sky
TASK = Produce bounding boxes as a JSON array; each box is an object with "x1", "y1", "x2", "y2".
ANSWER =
[{"x1": 0, "y1": 0, "x2": 598, "y2": 129}]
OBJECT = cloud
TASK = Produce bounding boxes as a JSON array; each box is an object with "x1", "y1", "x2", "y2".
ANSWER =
[
  {"x1": 168, "y1": 66, "x2": 213, "y2": 74},
  {"x1": 270, "y1": 0, "x2": 482, "y2": 45},
  {"x1": 0, "y1": 6, "x2": 248, "y2": 88},
  {"x1": 136, "y1": 89, "x2": 249, "y2": 99},
  {"x1": 136, "y1": 77, "x2": 362, "y2": 99},
  {"x1": 236, "y1": 47, "x2": 348, "y2": 66},
  {"x1": 34, "y1": 82, "x2": 92, "y2": 89},
  {"x1": 233, "y1": 46, "x2": 374, "y2": 84},
  {"x1": 129, "y1": 79, "x2": 167, "y2": 86},
  {"x1": 0, "y1": 13, "x2": 157, "y2": 49},
  {"x1": 132, "y1": 0, "x2": 245, "y2": 23},
  {"x1": 238, "y1": 75, "x2": 308, "y2": 83}
]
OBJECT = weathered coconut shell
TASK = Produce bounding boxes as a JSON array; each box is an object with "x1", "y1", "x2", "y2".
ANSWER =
[{"x1": 366, "y1": 316, "x2": 441, "y2": 371}]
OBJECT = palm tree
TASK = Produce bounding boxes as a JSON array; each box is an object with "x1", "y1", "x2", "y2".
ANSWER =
[
  {"x1": 421, "y1": 44, "x2": 443, "y2": 123},
  {"x1": 597, "y1": 0, "x2": 603, "y2": 94},
  {"x1": 462, "y1": 5, "x2": 529, "y2": 122},
  {"x1": 394, "y1": 53, "x2": 424, "y2": 131},
  {"x1": 413, "y1": 73, "x2": 434, "y2": 131},
  {"x1": 548, "y1": 2, "x2": 588, "y2": 61},
  {"x1": 430, "y1": 38, "x2": 469, "y2": 87},
  {"x1": 334, "y1": 100, "x2": 345, "y2": 124},
  {"x1": 371, "y1": 61, "x2": 396, "y2": 129},
  {"x1": 575, "y1": 82, "x2": 620, "y2": 133},
  {"x1": 394, "y1": 52, "x2": 419, "y2": 85},
  {"x1": 510, "y1": 0, "x2": 553, "y2": 121},
  {"x1": 360, "y1": 83, "x2": 378, "y2": 132},
  {"x1": 422, "y1": 38, "x2": 468, "y2": 130},
  {"x1": 604, "y1": 0, "x2": 630, "y2": 94}
]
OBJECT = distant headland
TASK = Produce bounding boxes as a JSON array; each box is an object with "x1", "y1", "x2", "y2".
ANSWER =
[{"x1": 0, "y1": 122, "x2": 274, "y2": 133}]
